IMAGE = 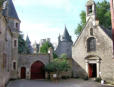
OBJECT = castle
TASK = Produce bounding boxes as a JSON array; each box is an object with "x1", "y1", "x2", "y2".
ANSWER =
[{"x1": 0, "y1": 0, "x2": 114, "y2": 86}]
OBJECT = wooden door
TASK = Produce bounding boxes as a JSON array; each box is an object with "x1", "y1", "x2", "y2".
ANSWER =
[
  {"x1": 21, "y1": 67, "x2": 26, "y2": 79},
  {"x1": 88, "y1": 64, "x2": 97, "y2": 78},
  {"x1": 88, "y1": 64, "x2": 93, "y2": 78},
  {"x1": 31, "y1": 61, "x2": 45, "y2": 79}
]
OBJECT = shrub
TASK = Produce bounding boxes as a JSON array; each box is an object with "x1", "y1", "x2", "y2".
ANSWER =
[
  {"x1": 45, "y1": 58, "x2": 70, "y2": 76},
  {"x1": 0, "y1": 0, "x2": 4, "y2": 7},
  {"x1": 83, "y1": 76, "x2": 89, "y2": 80},
  {"x1": 95, "y1": 77, "x2": 102, "y2": 82}
]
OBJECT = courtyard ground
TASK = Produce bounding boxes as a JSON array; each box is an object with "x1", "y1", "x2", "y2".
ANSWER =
[{"x1": 6, "y1": 79, "x2": 114, "y2": 87}]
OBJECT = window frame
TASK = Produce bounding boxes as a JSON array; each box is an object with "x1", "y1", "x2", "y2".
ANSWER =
[{"x1": 87, "y1": 37, "x2": 96, "y2": 52}]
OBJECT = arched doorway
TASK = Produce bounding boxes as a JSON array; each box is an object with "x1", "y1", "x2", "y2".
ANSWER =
[
  {"x1": 21, "y1": 67, "x2": 26, "y2": 79},
  {"x1": 31, "y1": 61, "x2": 45, "y2": 79}
]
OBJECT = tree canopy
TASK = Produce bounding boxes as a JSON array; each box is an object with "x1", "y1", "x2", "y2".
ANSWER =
[
  {"x1": 0, "y1": 0, "x2": 4, "y2": 7},
  {"x1": 75, "y1": 0, "x2": 111, "y2": 35},
  {"x1": 40, "y1": 41, "x2": 53, "y2": 54},
  {"x1": 45, "y1": 58, "x2": 70, "y2": 73},
  {"x1": 18, "y1": 33, "x2": 27, "y2": 54}
]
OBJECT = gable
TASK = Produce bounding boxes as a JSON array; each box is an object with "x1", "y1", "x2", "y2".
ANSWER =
[{"x1": 73, "y1": 17, "x2": 112, "y2": 48}]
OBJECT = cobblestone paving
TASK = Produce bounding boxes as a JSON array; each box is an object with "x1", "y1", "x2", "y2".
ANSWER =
[{"x1": 7, "y1": 79, "x2": 114, "y2": 87}]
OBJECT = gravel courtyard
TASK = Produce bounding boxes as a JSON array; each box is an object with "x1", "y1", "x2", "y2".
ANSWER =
[{"x1": 6, "y1": 79, "x2": 114, "y2": 87}]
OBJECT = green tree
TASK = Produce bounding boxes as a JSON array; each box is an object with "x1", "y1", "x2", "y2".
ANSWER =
[
  {"x1": 75, "y1": 0, "x2": 111, "y2": 35},
  {"x1": 40, "y1": 41, "x2": 53, "y2": 54},
  {"x1": 0, "y1": 0, "x2": 4, "y2": 7},
  {"x1": 18, "y1": 33, "x2": 27, "y2": 54},
  {"x1": 45, "y1": 58, "x2": 70, "y2": 75}
]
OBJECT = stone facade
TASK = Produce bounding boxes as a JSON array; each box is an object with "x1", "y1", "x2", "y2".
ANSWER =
[
  {"x1": 18, "y1": 54, "x2": 50, "y2": 79},
  {"x1": 0, "y1": 0, "x2": 20, "y2": 86},
  {"x1": 72, "y1": 0, "x2": 114, "y2": 81},
  {"x1": 55, "y1": 27, "x2": 73, "y2": 58}
]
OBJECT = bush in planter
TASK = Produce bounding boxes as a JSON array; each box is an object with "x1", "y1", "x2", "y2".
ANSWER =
[
  {"x1": 45, "y1": 58, "x2": 70, "y2": 79},
  {"x1": 83, "y1": 76, "x2": 89, "y2": 80},
  {"x1": 95, "y1": 77, "x2": 102, "y2": 82}
]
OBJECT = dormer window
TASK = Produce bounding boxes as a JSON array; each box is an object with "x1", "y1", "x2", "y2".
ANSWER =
[
  {"x1": 14, "y1": 40, "x2": 17, "y2": 47},
  {"x1": 16, "y1": 23, "x2": 18, "y2": 29},
  {"x1": 88, "y1": 5, "x2": 92, "y2": 14}
]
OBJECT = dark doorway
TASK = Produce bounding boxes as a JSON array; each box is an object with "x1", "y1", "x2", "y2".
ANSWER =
[
  {"x1": 21, "y1": 67, "x2": 26, "y2": 79},
  {"x1": 88, "y1": 64, "x2": 97, "y2": 78},
  {"x1": 31, "y1": 61, "x2": 45, "y2": 79}
]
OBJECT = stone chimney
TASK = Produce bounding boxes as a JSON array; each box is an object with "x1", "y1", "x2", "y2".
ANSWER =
[{"x1": 48, "y1": 47, "x2": 53, "y2": 62}]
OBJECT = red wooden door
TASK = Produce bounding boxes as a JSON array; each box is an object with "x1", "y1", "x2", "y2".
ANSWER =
[
  {"x1": 31, "y1": 61, "x2": 45, "y2": 79},
  {"x1": 88, "y1": 64, "x2": 93, "y2": 78},
  {"x1": 21, "y1": 67, "x2": 26, "y2": 79}
]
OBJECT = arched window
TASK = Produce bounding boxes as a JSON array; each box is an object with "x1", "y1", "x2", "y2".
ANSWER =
[
  {"x1": 87, "y1": 5, "x2": 92, "y2": 14},
  {"x1": 90, "y1": 28, "x2": 93, "y2": 35},
  {"x1": 87, "y1": 37, "x2": 96, "y2": 52}
]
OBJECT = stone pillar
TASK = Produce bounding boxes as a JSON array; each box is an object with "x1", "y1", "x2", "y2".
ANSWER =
[
  {"x1": 48, "y1": 47, "x2": 53, "y2": 62},
  {"x1": 85, "y1": 60, "x2": 88, "y2": 75},
  {"x1": 26, "y1": 68, "x2": 30, "y2": 79},
  {"x1": 97, "y1": 60, "x2": 100, "y2": 78}
]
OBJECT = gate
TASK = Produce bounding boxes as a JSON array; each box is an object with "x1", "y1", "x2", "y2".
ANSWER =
[{"x1": 31, "y1": 61, "x2": 45, "y2": 79}]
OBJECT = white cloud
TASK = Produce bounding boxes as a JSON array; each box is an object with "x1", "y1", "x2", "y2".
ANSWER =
[
  {"x1": 13, "y1": 0, "x2": 73, "y2": 12},
  {"x1": 20, "y1": 21, "x2": 63, "y2": 44}
]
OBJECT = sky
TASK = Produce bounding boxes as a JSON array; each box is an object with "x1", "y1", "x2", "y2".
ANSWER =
[{"x1": 13, "y1": 0, "x2": 109, "y2": 44}]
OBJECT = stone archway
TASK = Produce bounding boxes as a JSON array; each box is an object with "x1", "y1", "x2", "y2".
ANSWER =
[
  {"x1": 21, "y1": 67, "x2": 26, "y2": 79},
  {"x1": 31, "y1": 61, "x2": 45, "y2": 79}
]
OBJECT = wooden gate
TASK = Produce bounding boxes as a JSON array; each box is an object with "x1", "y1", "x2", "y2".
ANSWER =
[
  {"x1": 31, "y1": 61, "x2": 45, "y2": 79},
  {"x1": 21, "y1": 67, "x2": 26, "y2": 79}
]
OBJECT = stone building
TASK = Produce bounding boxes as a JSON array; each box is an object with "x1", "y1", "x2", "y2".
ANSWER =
[
  {"x1": 0, "y1": 0, "x2": 20, "y2": 86},
  {"x1": 72, "y1": 0, "x2": 114, "y2": 81},
  {"x1": 55, "y1": 27, "x2": 73, "y2": 58}
]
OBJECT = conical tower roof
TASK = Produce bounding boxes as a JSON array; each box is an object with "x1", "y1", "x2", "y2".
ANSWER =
[
  {"x1": 62, "y1": 26, "x2": 72, "y2": 42},
  {"x1": 26, "y1": 35, "x2": 31, "y2": 44},
  {"x1": 3, "y1": 0, "x2": 20, "y2": 20}
]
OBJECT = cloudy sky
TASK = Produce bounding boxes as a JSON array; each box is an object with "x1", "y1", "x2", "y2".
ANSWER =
[{"x1": 13, "y1": 0, "x2": 109, "y2": 44}]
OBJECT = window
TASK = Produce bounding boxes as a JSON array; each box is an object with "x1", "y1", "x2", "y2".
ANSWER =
[
  {"x1": 88, "y1": 5, "x2": 92, "y2": 14},
  {"x1": 13, "y1": 62, "x2": 16, "y2": 70},
  {"x1": 90, "y1": 28, "x2": 93, "y2": 35},
  {"x1": 16, "y1": 23, "x2": 18, "y2": 28},
  {"x1": 0, "y1": 28, "x2": 1, "y2": 33},
  {"x1": 3, "y1": 53, "x2": 6, "y2": 69},
  {"x1": 14, "y1": 40, "x2": 17, "y2": 47},
  {"x1": 87, "y1": 37, "x2": 96, "y2": 52}
]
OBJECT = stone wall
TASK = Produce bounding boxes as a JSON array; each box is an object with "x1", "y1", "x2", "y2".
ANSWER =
[{"x1": 18, "y1": 54, "x2": 50, "y2": 79}]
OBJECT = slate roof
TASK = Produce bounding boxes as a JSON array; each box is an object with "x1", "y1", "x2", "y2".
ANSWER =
[
  {"x1": 3, "y1": 0, "x2": 19, "y2": 20},
  {"x1": 62, "y1": 26, "x2": 72, "y2": 42},
  {"x1": 100, "y1": 26, "x2": 112, "y2": 40}
]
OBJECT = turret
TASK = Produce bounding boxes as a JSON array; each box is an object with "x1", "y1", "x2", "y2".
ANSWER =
[
  {"x1": 2, "y1": 0, "x2": 21, "y2": 79},
  {"x1": 62, "y1": 26, "x2": 72, "y2": 42}
]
